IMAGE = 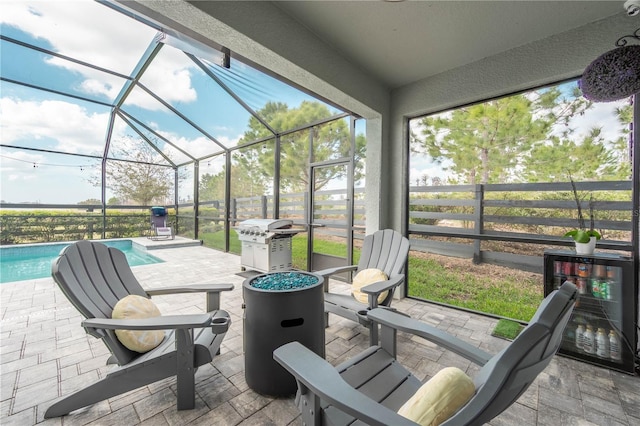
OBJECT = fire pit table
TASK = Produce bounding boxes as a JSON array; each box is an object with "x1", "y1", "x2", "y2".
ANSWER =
[{"x1": 243, "y1": 271, "x2": 325, "y2": 396}]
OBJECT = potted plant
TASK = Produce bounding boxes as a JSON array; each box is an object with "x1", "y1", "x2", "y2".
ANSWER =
[{"x1": 564, "y1": 178, "x2": 601, "y2": 255}]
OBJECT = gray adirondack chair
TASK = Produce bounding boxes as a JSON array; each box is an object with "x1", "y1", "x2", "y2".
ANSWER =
[
  {"x1": 45, "y1": 240, "x2": 233, "y2": 418},
  {"x1": 274, "y1": 282, "x2": 577, "y2": 426},
  {"x1": 317, "y1": 229, "x2": 410, "y2": 345}
]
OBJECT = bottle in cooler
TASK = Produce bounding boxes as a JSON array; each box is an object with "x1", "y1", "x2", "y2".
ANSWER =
[
  {"x1": 591, "y1": 279, "x2": 600, "y2": 298},
  {"x1": 576, "y1": 278, "x2": 587, "y2": 295},
  {"x1": 593, "y1": 264, "x2": 606, "y2": 278},
  {"x1": 577, "y1": 263, "x2": 590, "y2": 277},
  {"x1": 575, "y1": 324, "x2": 585, "y2": 350},
  {"x1": 582, "y1": 325, "x2": 595, "y2": 354},
  {"x1": 609, "y1": 330, "x2": 621, "y2": 361},
  {"x1": 600, "y1": 280, "x2": 609, "y2": 300},
  {"x1": 596, "y1": 328, "x2": 609, "y2": 358}
]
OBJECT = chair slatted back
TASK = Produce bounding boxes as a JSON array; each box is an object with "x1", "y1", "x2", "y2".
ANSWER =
[
  {"x1": 445, "y1": 282, "x2": 577, "y2": 425},
  {"x1": 357, "y1": 229, "x2": 410, "y2": 305},
  {"x1": 52, "y1": 240, "x2": 148, "y2": 365}
]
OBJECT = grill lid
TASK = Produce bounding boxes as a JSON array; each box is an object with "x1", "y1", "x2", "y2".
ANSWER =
[{"x1": 238, "y1": 219, "x2": 293, "y2": 232}]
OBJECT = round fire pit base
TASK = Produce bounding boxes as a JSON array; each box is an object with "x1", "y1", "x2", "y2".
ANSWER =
[{"x1": 243, "y1": 271, "x2": 325, "y2": 396}]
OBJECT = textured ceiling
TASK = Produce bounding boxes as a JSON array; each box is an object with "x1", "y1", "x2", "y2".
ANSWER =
[{"x1": 273, "y1": 1, "x2": 624, "y2": 89}]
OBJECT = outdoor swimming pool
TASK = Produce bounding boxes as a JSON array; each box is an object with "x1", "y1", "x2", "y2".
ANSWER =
[{"x1": 0, "y1": 240, "x2": 163, "y2": 284}]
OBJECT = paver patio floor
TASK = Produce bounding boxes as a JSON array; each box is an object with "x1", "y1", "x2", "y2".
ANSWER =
[{"x1": 2, "y1": 239, "x2": 638, "y2": 425}]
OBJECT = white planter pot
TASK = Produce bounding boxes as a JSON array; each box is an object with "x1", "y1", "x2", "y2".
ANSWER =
[{"x1": 575, "y1": 237, "x2": 597, "y2": 255}]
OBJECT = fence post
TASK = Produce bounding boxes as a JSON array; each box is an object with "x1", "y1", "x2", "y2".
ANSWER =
[
  {"x1": 473, "y1": 184, "x2": 484, "y2": 264},
  {"x1": 261, "y1": 195, "x2": 268, "y2": 218},
  {"x1": 230, "y1": 198, "x2": 237, "y2": 227}
]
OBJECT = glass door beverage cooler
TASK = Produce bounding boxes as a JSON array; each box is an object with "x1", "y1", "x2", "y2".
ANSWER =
[{"x1": 543, "y1": 250, "x2": 637, "y2": 375}]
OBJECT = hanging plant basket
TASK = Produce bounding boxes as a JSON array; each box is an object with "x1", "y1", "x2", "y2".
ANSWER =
[{"x1": 580, "y1": 44, "x2": 640, "y2": 103}]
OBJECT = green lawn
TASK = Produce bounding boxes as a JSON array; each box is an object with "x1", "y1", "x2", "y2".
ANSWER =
[
  {"x1": 200, "y1": 230, "x2": 241, "y2": 253},
  {"x1": 407, "y1": 256, "x2": 542, "y2": 321}
]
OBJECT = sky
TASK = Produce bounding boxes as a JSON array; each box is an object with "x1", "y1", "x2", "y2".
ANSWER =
[{"x1": 0, "y1": 0, "x2": 338, "y2": 204}]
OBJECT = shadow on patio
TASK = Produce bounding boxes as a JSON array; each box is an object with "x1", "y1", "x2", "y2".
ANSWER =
[{"x1": 1, "y1": 243, "x2": 638, "y2": 425}]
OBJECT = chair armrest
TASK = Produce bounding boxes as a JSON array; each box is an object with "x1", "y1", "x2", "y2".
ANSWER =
[
  {"x1": 145, "y1": 283, "x2": 234, "y2": 295},
  {"x1": 315, "y1": 265, "x2": 358, "y2": 277},
  {"x1": 360, "y1": 274, "x2": 404, "y2": 295},
  {"x1": 274, "y1": 342, "x2": 418, "y2": 426},
  {"x1": 368, "y1": 308, "x2": 492, "y2": 366},
  {"x1": 146, "y1": 284, "x2": 234, "y2": 312},
  {"x1": 83, "y1": 313, "x2": 228, "y2": 332}
]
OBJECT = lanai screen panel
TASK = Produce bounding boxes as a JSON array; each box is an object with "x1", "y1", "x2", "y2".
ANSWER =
[
  {"x1": 112, "y1": 115, "x2": 193, "y2": 166},
  {"x1": 1, "y1": 150, "x2": 100, "y2": 204},
  {"x1": 0, "y1": 0, "x2": 156, "y2": 76},
  {"x1": 198, "y1": 153, "x2": 227, "y2": 251},
  {"x1": 230, "y1": 141, "x2": 275, "y2": 221},
  {"x1": 312, "y1": 118, "x2": 352, "y2": 163},
  {"x1": 206, "y1": 58, "x2": 345, "y2": 133},
  {"x1": 353, "y1": 118, "x2": 367, "y2": 231},
  {"x1": 120, "y1": 85, "x2": 222, "y2": 162},
  {"x1": 0, "y1": 83, "x2": 110, "y2": 157},
  {"x1": 104, "y1": 158, "x2": 174, "y2": 207},
  {"x1": 139, "y1": 45, "x2": 261, "y2": 152},
  {"x1": 0, "y1": 36, "x2": 129, "y2": 106},
  {"x1": 177, "y1": 163, "x2": 194, "y2": 206}
]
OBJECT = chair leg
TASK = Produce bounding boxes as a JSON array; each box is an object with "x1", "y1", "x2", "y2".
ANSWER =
[
  {"x1": 44, "y1": 344, "x2": 196, "y2": 418},
  {"x1": 175, "y1": 329, "x2": 196, "y2": 410},
  {"x1": 368, "y1": 322, "x2": 379, "y2": 346},
  {"x1": 45, "y1": 368, "x2": 166, "y2": 418},
  {"x1": 297, "y1": 385, "x2": 322, "y2": 426}
]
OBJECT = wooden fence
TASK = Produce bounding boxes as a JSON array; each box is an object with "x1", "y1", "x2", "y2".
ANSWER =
[
  {"x1": 408, "y1": 180, "x2": 633, "y2": 272},
  {"x1": 192, "y1": 188, "x2": 367, "y2": 239}
]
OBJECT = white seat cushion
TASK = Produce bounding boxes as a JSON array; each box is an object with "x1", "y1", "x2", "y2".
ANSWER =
[
  {"x1": 398, "y1": 367, "x2": 475, "y2": 426},
  {"x1": 112, "y1": 295, "x2": 166, "y2": 353},
  {"x1": 351, "y1": 268, "x2": 389, "y2": 305}
]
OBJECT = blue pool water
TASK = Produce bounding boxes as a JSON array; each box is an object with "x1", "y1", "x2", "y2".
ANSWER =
[{"x1": 0, "y1": 240, "x2": 163, "y2": 283}]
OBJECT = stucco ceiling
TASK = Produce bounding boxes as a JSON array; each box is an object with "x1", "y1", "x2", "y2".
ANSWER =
[{"x1": 272, "y1": 1, "x2": 625, "y2": 89}]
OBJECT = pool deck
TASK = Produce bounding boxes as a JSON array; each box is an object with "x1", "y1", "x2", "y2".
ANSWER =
[{"x1": 1, "y1": 239, "x2": 639, "y2": 425}]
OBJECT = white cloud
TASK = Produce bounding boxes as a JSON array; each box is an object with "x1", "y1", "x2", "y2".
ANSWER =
[
  {"x1": 135, "y1": 47, "x2": 199, "y2": 106},
  {"x1": 214, "y1": 134, "x2": 242, "y2": 149},
  {"x1": 9, "y1": 173, "x2": 35, "y2": 181},
  {"x1": 569, "y1": 100, "x2": 629, "y2": 143},
  {"x1": 1, "y1": 150, "x2": 44, "y2": 176},
  {"x1": 0, "y1": 97, "x2": 109, "y2": 154},
  {"x1": 1, "y1": 0, "x2": 198, "y2": 108},
  {"x1": 1, "y1": 0, "x2": 153, "y2": 74},
  {"x1": 156, "y1": 132, "x2": 242, "y2": 161}
]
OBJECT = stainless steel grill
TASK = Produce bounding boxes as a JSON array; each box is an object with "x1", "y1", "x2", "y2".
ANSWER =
[{"x1": 237, "y1": 219, "x2": 302, "y2": 273}]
